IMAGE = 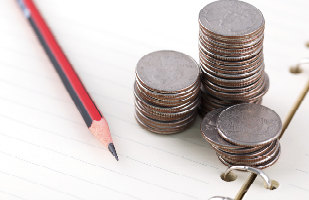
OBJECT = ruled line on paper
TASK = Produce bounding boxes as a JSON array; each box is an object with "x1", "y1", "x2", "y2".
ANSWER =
[
  {"x1": 0, "y1": 189, "x2": 27, "y2": 200},
  {"x1": 0, "y1": 75, "x2": 201, "y2": 140},
  {"x1": 80, "y1": 70, "x2": 133, "y2": 90},
  {"x1": 30, "y1": 2, "x2": 200, "y2": 56},
  {"x1": 0, "y1": 2, "x2": 233, "y2": 199},
  {"x1": 0, "y1": 154, "x2": 139, "y2": 200},
  {"x1": 0, "y1": 38, "x2": 131, "y2": 74},
  {"x1": 0, "y1": 70, "x2": 201, "y2": 131},
  {"x1": 0, "y1": 78, "x2": 201, "y2": 133},
  {"x1": 112, "y1": 133, "x2": 215, "y2": 168},
  {"x1": 0, "y1": 147, "x2": 199, "y2": 200},
  {"x1": 3, "y1": 1, "x2": 309, "y2": 200},
  {"x1": 0, "y1": 87, "x2": 201, "y2": 151},
  {"x1": 91, "y1": 91, "x2": 134, "y2": 107},
  {"x1": 0, "y1": 170, "x2": 87, "y2": 200},
  {"x1": 0, "y1": 113, "x2": 213, "y2": 173},
  {"x1": 0, "y1": 44, "x2": 49, "y2": 63},
  {"x1": 289, "y1": 184, "x2": 309, "y2": 192},
  {"x1": 0, "y1": 113, "x2": 96, "y2": 148},
  {"x1": 0, "y1": 60, "x2": 58, "y2": 82},
  {"x1": 0, "y1": 46, "x2": 200, "y2": 137},
  {"x1": 0, "y1": 166, "x2": 141, "y2": 200},
  {"x1": 0, "y1": 96, "x2": 84, "y2": 126},
  {"x1": 0, "y1": 25, "x2": 141, "y2": 60},
  {"x1": 0, "y1": 52, "x2": 134, "y2": 91},
  {"x1": 296, "y1": 169, "x2": 309, "y2": 174},
  {"x1": 23, "y1": 3, "x2": 175, "y2": 50},
  {"x1": 0, "y1": 78, "x2": 71, "y2": 104},
  {"x1": 67, "y1": 51, "x2": 134, "y2": 73}
]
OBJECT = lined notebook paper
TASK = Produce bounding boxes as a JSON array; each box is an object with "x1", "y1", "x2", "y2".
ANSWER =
[
  {"x1": 0, "y1": 0, "x2": 308, "y2": 199},
  {"x1": 244, "y1": 90, "x2": 309, "y2": 199}
]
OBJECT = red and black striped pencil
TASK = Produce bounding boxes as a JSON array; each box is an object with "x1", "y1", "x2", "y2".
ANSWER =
[{"x1": 16, "y1": 0, "x2": 118, "y2": 161}]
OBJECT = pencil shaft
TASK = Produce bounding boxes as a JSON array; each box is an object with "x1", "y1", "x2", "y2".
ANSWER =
[
  {"x1": 19, "y1": 0, "x2": 102, "y2": 126},
  {"x1": 28, "y1": 17, "x2": 96, "y2": 126},
  {"x1": 16, "y1": 0, "x2": 118, "y2": 159}
]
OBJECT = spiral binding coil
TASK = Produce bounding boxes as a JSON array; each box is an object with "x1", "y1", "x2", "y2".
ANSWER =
[{"x1": 290, "y1": 58, "x2": 309, "y2": 73}]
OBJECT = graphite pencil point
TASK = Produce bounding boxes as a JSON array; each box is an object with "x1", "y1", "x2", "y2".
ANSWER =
[{"x1": 108, "y1": 143, "x2": 119, "y2": 161}]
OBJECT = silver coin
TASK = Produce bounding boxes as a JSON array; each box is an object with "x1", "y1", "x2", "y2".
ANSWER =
[
  {"x1": 201, "y1": 100, "x2": 219, "y2": 111},
  {"x1": 135, "y1": 99, "x2": 197, "y2": 121},
  {"x1": 199, "y1": 0, "x2": 264, "y2": 37},
  {"x1": 201, "y1": 65, "x2": 264, "y2": 88},
  {"x1": 201, "y1": 109, "x2": 265, "y2": 155},
  {"x1": 200, "y1": 94, "x2": 262, "y2": 112},
  {"x1": 199, "y1": 36, "x2": 264, "y2": 56},
  {"x1": 135, "y1": 107, "x2": 197, "y2": 128},
  {"x1": 199, "y1": 48, "x2": 263, "y2": 69},
  {"x1": 200, "y1": 97, "x2": 263, "y2": 111},
  {"x1": 200, "y1": 30, "x2": 264, "y2": 49},
  {"x1": 218, "y1": 144, "x2": 281, "y2": 169},
  {"x1": 200, "y1": 55, "x2": 263, "y2": 75},
  {"x1": 134, "y1": 82, "x2": 199, "y2": 107},
  {"x1": 136, "y1": 50, "x2": 200, "y2": 93},
  {"x1": 201, "y1": 88, "x2": 263, "y2": 105},
  {"x1": 199, "y1": 41, "x2": 263, "y2": 61},
  {"x1": 201, "y1": 61, "x2": 264, "y2": 80},
  {"x1": 198, "y1": 1, "x2": 268, "y2": 115},
  {"x1": 215, "y1": 139, "x2": 278, "y2": 160},
  {"x1": 217, "y1": 103, "x2": 282, "y2": 147},
  {"x1": 134, "y1": 89, "x2": 200, "y2": 114},
  {"x1": 203, "y1": 74, "x2": 268, "y2": 100},
  {"x1": 135, "y1": 78, "x2": 201, "y2": 101},
  {"x1": 134, "y1": 50, "x2": 201, "y2": 134},
  {"x1": 136, "y1": 72, "x2": 201, "y2": 98},
  {"x1": 135, "y1": 110, "x2": 197, "y2": 134},
  {"x1": 201, "y1": 96, "x2": 225, "y2": 109},
  {"x1": 201, "y1": 73, "x2": 265, "y2": 93},
  {"x1": 199, "y1": 19, "x2": 265, "y2": 41},
  {"x1": 220, "y1": 142, "x2": 280, "y2": 165},
  {"x1": 214, "y1": 143, "x2": 261, "y2": 154},
  {"x1": 201, "y1": 108, "x2": 245, "y2": 149}
]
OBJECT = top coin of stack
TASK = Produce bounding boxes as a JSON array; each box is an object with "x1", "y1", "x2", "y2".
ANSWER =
[
  {"x1": 201, "y1": 103, "x2": 282, "y2": 169},
  {"x1": 198, "y1": 0, "x2": 269, "y2": 116},
  {"x1": 134, "y1": 50, "x2": 200, "y2": 134}
]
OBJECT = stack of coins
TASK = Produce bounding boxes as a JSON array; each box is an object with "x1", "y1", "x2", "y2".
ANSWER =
[
  {"x1": 201, "y1": 104, "x2": 282, "y2": 169},
  {"x1": 134, "y1": 50, "x2": 200, "y2": 134},
  {"x1": 198, "y1": 0, "x2": 269, "y2": 117}
]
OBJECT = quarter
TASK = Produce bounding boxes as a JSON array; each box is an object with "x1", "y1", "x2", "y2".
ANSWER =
[{"x1": 217, "y1": 103, "x2": 282, "y2": 147}]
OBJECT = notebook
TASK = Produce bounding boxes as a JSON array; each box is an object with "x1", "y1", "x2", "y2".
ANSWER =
[
  {"x1": 0, "y1": 0, "x2": 308, "y2": 199},
  {"x1": 243, "y1": 84, "x2": 309, "y2": 199}
]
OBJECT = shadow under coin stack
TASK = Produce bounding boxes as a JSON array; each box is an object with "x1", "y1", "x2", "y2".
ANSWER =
[
  {"x1": 198, "y1": 0, "x2": 269, "y2": 117},
  {"x1": 134, "y1": 50, "x2": 200, "y2": 134},
  {"x1": 201, "y1": 104, "x2": 282, "y2": 169}
]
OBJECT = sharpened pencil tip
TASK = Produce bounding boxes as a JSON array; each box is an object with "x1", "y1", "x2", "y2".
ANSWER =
[{"x1": 108, "y1": 143, "x2": 119, "y2": 161}]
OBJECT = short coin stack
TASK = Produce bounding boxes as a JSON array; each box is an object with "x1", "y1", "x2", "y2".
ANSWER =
[
  {"x1": 201, "y1": 104, "x2": 282, "y2": 169},
  {"x1": 198, "y1": 0, "x2": 269, "y2": 117},
  {"x1": 134, "y1": 50, "x2": 200, "y2": 134}
]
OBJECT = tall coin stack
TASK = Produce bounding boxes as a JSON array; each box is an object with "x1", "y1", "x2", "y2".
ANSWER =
[
  {"x1": 201, "y1": 104, "x2": 282, "y2": 169},
  {"x1": 198, "y1": 0, "x2": 269, "y2": 117},
  {"x1": 134, "y1": 50, "x2": 200, "y2": 134}
]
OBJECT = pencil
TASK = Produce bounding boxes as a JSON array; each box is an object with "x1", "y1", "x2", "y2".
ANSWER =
[{"x1": 16, "y1": 0, "x2": 118, "y2": 161}]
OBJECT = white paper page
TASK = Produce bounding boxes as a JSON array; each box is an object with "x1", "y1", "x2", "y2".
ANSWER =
[
  {"x1": 0, "y1": 0, "x2": 308, "y2": 200},
  {"x1": 244, "y1": 84, "x2": 309, "y2": 199}
]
